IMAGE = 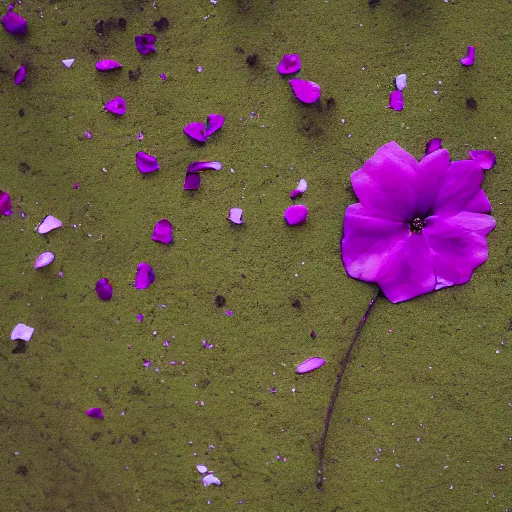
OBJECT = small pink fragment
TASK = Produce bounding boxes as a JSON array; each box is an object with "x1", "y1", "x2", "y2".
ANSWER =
[
  {"x1": 37, "y1": 215, "x2": 63, "y2": 234},
  {"x1": 135, "y1": 262, "x2": 155, "y2": 289},
  {"x1": 277, "y1": 53, "x2": 301, "y2": 75},
  {"x1": 310, "y1": 329, "x2": 317, "y2": 339},
  {"x1": 62, "y1": 59, "x2": 75, "y2": 68},
  {"x1": 73, "y1": 182, "x2": 80, "y2": 189},
  {"x1": 225, "y1": 310, "x2": 233, "y2": 317},
  {"x1": 202, "y1": 473, "x2": 222, "y2": 487},
  {"x1": 425, "y1": 138, "x2": 443, "y2": 154},
  {"x1": 388, "y1": 90, "x2": 404, "y2": 111},
  {"x1": 11, "y1": 323, "x2": 34, "y2": 342},
  {"x1": 228, "y1": 208, "x2": 243, "y2": 225},
  {"x1": 84, "y1": 131, "x2": 93, "y2": 139},
  {"x1": 196, "y1": 65, "x2": 203, "y2": 73},
  {"x1": 137, "y1": 131, "x2": 144, "y2": 141},
  {"x1": 160, "y1": 73, "x2": 167, "y2": 81},
  {"x1": 136, "y1": 314, "x2": 144, "y2": 322},
  {"x1": 289, "y1": 178, "x2": 308, "y2": 199},
  {"x1": 96, "y1": 60, "x2": 122, "y2": 71},
  {"x1": 14, "y1": 65, "x2": 26, "y2": 85},
  {"x1": 468, "y1": 150, "x2": 496, "y2": 170},
  {"x1": 296, "y1": 356, "x2": 326, "y2": 374},
  {"x1": 196, "y1": 464, "x2": 208, "y2": 474},
  {"x1": 0, "y1": 190, "x2": 12, "y2": 216},
  {"x1": 104, "y1": 96, "x2": 126, "y2": 115},
  {"x1": 152, "y1": 219, "x2": 173, "y2": 244},
  {"x1": 460, "y1": 45, "x2": 475, "y2": 67},
  {"x1": 95, "y1": 278, "x2": 113, "y2": 301},
  {"x1": 283, "y1": 204, "x2": 308, "y2": 226},
  {"x1": 143, "y1": 359, "x2": 152, "y2": 368},
  {"x1": 289, "y1": 79, "x2": 321, "y2": 104},
  {"x1": 136, "y1": 151, "x2": 159, "y2": 173},
  {"x1": 34, "y1": 251, "x2": 55, "y2": 269},
  {"x1": 86, "y1": 407, "x2": 104, "y2": 419}
]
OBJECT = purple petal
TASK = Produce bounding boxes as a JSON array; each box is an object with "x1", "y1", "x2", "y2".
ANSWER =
[
  {"x1": 1, "y1": 11, "x2": 27, "y2": 35},
  {"x1": 228, "y1": 208, "x2": 243, "y2": 225},
  {"x1": 62, "y1": 59, "x2": 75, "y2": 68},
  {"x1": 289, "y1": 79, "x2": 321, "y2": 104},
  {"x1": 0, "y1": 190, "x2": 12, "y2": 216},
  {"x1": 135, "y1": 262, "x2": 155, "y2": 289},
  {"x1": 464, "y1": 189, "x2": 492, "y2": 214},
  {"x1": 460, "y1": 45, "x2": 475, "y2": 67},
  {"x1": 183, "y1": 122, "x2": 207, "y2": 142},
  {"x1": 415, "y1": 149, "x2": 451, "y2": 216},
  {"x1": 202, "y1": 473, "x2": 222, "y2": 487},
  {"x1": 388, "y1": 90, "x2": 404, "y2": 111},
  {"x1": 136, "y1": 314, "x2": 144, "y2": 322},
  {"x1": 14, "y1": 65, "x2": 26, "y2": 86},
  {"x1": 284, "y1": 204, "x2": 308, "y2": 225},
  {"x1": 104, "y1": 96, "x2": 126, "y2": 115},
  {"x1": 135, "y1": 34, "x2": 157, "y2": 55},
  {"x1": 11, "y1": 323, "x2": 34, "y2": 342},
  {"x1": 187, "y1": 161, "x2": 223, "y2": 173},
  {"x1": 37, "y1": 215, "x2": 63, "y2": 234},
  {"x1": 96, "y1": 60, "x2": 122, "y2": 71},
  {"x1": 136, "y1": 151, "x2": 159, "y2": 173},
  {"x1": 196, "y1": 464, "x2": 208, "y2": 474},
  {"x1": 184, "y1": 173, "x2": 201, "y2": 190},
  {"x1": 425, "y1": 138, "x2": 443, "y2": 154},
  {"x1": 86, "y1": 407, "x2": 104, "y2": 419},
  {"x1": 277, "y1": 53, "x2": 301, "y2": 75},
  {"x1": 204, "y1": 114, "x2": 225, "y2": 137},
  {"x1": 395, "y1": 74, "x2": 407, "y2": 91},
  {"x1": 289, "y1": 178, "x2": 308, "y2": 199},
  {"x1": 95, "y1": 278, "x2": 113, "y2": 301},
  {"x1": 296, "y1": 357, "x2": 326, "y2": 374},
  {"x1": 468, "y1": 150, "x2": 496, "y2": 170},
  {"x1": 152, "y1": 219, "x2": 173, "y2": 244},
  {"x1": 34, "y1": 251, "x2": 55, "y2": 269}
]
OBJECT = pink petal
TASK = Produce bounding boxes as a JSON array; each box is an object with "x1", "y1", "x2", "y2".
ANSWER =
[
  {"x1": 284, "y1": 204, "x2": 308, "y2": 225},
  {"x1": 468, "y1": 150, "x2": 496, "y2": 170},
  {"x1": 228, "y1": 208, "x2": 243, "y2": 225},
  {"x1": 425, "y1": 138, "x2": 443, "y2": 154},
  {"x1": 11, "y1": 323, "x2": 34, "y2": 342},
  {"x1": 37, "y1": 215, "x2": 63, "y2": 234},
  {"x1": 187, "y1": 161, "x2": 223, "y2": 173},
  {"x1": 135, "y1": 262, "x2": 155, "y2": 289},
  {"x1": 0, "y1": 190, "x2": 12, "y2": 216},
  {"x1": 34, "y1": 251, "x2": 55, "y2": 269},
  {"x1": 388, "y1": 90, "x2": 404, "y2": 111},
  {"x1": 14, "y1": 65, "x2": 26, "y2": 86},
  {"x1": 204, "y1": 114, "x2": 225, "y2": 137},
  {"x1": 460, "y1": 45, "x2": 475, "y2": 67},
  {"x1": 183, "y1": 122, "x2": 207, "y2": 142},
  {"x1": 289, "y1": 178, "x2": 308, "y2": 199},
  {"x1": 136, "y1": 151, "x2": 159, "y2": 173},
  {"x1": 289, "y1": 79, "x2": 321, "y2": 104},
  {"x1": 62, "y1": 58, "x2": 75, "y2": 68},
  {"x1": 96, "y1": 60, "x2": 122, "y2": 71},
  {"x1": 95, "y1": 278, "x2": 113, "y2": 301},
  {"x1": 104, "y1": 96, "x2": 126, "y2": 115},
  {"x1": 202, "y1": 473, "x2": 222, "y2": 487},
  {"x1": 152, "y1": 218, "x2": 173, "y2": 244},
  {"x1": 184, "y1": 173, "x2": 201, "y2": 190},
  {"x1": 86, "y1": 407, "x2": 104, "y2": 419},
  {"x1": 296, "y1": 357, "x2": 326, "y2": 374},
  {"x1": 196, "y1": 464, "x2": 208, "y2": 474},
  {"x1": 395, "y1": 74, "x2": 407, "y2": 91},
  {"x1": 277, "y1": 53, "x2": 301, "y2": 75}
]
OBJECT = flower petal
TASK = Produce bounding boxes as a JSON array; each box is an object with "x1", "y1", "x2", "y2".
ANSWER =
[
  {"x1": 104, "y1": 96, "x2": 126, "y2": 115},
  {"x1": 34, "y1": 251, "x2": 55, "y2": 269},
  {"x1": 183, "y1": 122, "x2": 207, "y2": 142},
  {"x1": 204, "y1": 114, "x2": 225, "y2": 137},
  {"x1": 136, "y1": 151, "x2": 159, "y2": 173},
  {"x1": 388, "y1": 90, "x2": 404, "y2": 111},
  {"x1": 296, "y1": 357, "x2": 326, "y2": 374},
  {"x1": 464, "y1": 188, "x2": 492, "y2": 214},
  {"x1": 14, "y1": 65, "x2": 26, "y2": 85},
  {"x1": 11, "y1": 323, "x2": 34, "y2": 342},
  {"x1": 1, "y1": 11, "x2": 27, "y2": 35},
  {"x1": 277, "y1": 53, "x2": 301, "y2": 75},
  {"x1": 135, "y1": 34, "x2": 157, "y2": 55},
  {"x1": 290, "y1": 178, "x2": 307, "y2": 199},
  {"x1": 196, "y1": 464, "x2": 208, "y2": 474},
  {"x1": 86, "y1": 407, "x2": 104, "y2": 419},
  {"x1": 95, "y1": 278, "x2": 113, "y2": 301},
  {"x1": 284, "y1": 204, "x2": 308, "y2": 225},
  {"x1": 289, "y1": 79, "x2": 321, "y2": 104},
  {"x1": 96, "y1": 60, "x2": 122, "y2": 71},
  {"x1": 468, "y1": 150, "x2": 496, "y2": 170},
  {"x1": 0, "y1": 190, "x2": 12, "y2": 216},
  {"x1": 135, "y1": 262, "x2": 155, "y2": 289},
  {"x1": 228, "y1": 208, "x2": 243, "y2": 225},
  {"x1": 186, "y1": 161, "x2": 223, "y2": 173},
  {"x1": 202, "y1": 473, "x2": 222, "y2": 487},
  {"x1": 184, "y1": 173, "x2": 201, "y2": 190},
  {"x1": 152, "y1": 219, "x2": 173, "y2": 244},
  {"x1": 62, "y1": 58, "x2": 75, "y2": 68},
  {"x1": 395, "y1": 74, "x2": 407, "y2": 91},
  {"x1": 37, "y1": 215, "x2": 63, "y2": 234},
  {"x1": 460, "y1": 45, "x2": 475, "y2": 67},
  {"x1": 425, "y1": 138, "x2": 443, "y2": 154}
]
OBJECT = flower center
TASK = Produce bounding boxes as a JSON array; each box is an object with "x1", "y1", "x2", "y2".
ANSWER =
[{"x1": 410, "y1": 217, "x2": 426, "y2": 233}]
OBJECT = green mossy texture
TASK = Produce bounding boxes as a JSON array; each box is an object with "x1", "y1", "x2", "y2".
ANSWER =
[{"x1": 1, "y1": 0, "x2": 511, "y2": 510}]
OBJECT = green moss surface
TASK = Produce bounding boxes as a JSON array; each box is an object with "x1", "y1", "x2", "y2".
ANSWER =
[{"x1": 1, "y1": 0, "x2": 511, "y2": 510}]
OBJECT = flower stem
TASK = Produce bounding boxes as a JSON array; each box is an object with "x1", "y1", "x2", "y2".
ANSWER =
[{"x1": 316, "y1": 288, "x2": 381, "y2": 490}]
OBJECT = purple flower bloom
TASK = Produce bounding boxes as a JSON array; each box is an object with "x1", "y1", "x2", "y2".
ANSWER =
[
  {"x1": 86, "y1": 407, "x2": 104, "y2": 419},
  {"x1": 95, "y1": 278, "x2": 113, "y2": 301},
  {"x1": 104, "y1": 96, "x2": 126, "y2": 115},
  {"x1": 0, "y1": 190, "x2": 12, "y2": 216},
  {"x1": 183, "y1": 114, "x2": 225, "y2": 142},
  {"x1": 460, "y1": 45, "x2": 475, "y2": 67},
  {"x1": 289, "y1": 79, "x2": 321, "y2": 104},
  {"x1": 1, "y1": 9, "x2": 27, "y2": 35},
  {"x1": 341, "y1": 142, "x2": 496, "y2": 303},
  {"x1": 135, "y1": 34, "x2": 157, "y2": 55},
  {"x1": 136, "y1": 151, "x2": 159, "y2": 173},
  {"x1": 284, "y1": 204, "x2": 308, "y2": 226},
  {"x1": 388, "y1": 90, "x2": 404, "y2": 111},
  {"x1": 135, "y1": 262, "x2": 155, "y2": 289},
  {"x1": 14, "y1": 65, "x2": 26, "y2": 85},
  {"x1": 425, "y1": 138, "x2": 443, "y2": 154},
  {"x1": 96, "y1": 60, "x2": 122, "y2": 72},
  {"x1": 468, "y1": 150, "x2": 496, "y2": 170},
  {"x1": 277, "y1": 53, "x2": 301, "y2": 75},
  {"x1": 152, "y1": 218, "x2": 173, "y2": 244}
]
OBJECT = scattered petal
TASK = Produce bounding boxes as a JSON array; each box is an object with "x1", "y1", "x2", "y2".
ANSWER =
[
  {"x1": 135, "y1": 262, "x2": 155, "y2": 289},
  {"x1": 183, "y1": 122, "x2": 207, "y2": 142},
  {"x1": 425, "y1": 138, "x2": 443, "y2": 154},
  {"x1": 1, "y1": 10, "x2": 27, "y2": 35},
  {"x1": 468, "y1": 150, "x2": 496, "y2": 170},
  {"x1": 152, "y1": 219, "x2": 173, "y2": 244},
  {"x1": 135, "y1": 34, "x2": 157, "y2": 55},
  {"x1": 388, "y1": 90, "x2": 404, "y2": 111},
  {"x1": 202, "y1": 473, "x2": 222, "y2": 487},
  {"x1": 137, "y1": 131, "x2": 144, "y2": 141},
  {"x1": 196, "y1": 464, "x2": 208, "y2": 474},
  {"x1": 37, "y1": 215, "x2": 63, "y2": 234},
  {"x1": 187, "y1": 161, "x2": 223, "y2": 173},
  {"x1": 460, "y1": 45, "x2": 475, "y2": 67},
  {"x1": 289, "y1": 178, "x2": 308, "y2": 199},
  {"x1": 289, "y1": 79, "x2": 321, "y2": 104},
  {"x1": 136, "y1": 314, "x2": 144, "y2": 322},
  {"x1": 34, "y1": 251, "x2": 55, "y2": 269},
  {"x1": 62, "y1": 58, "x2": 75, "y2": 68},
  {"x1": 296, "y1": 356, "x2": 326, "y2": 374},
  {"x1": 160, "y1": 73, "x2": 167, "y2": 82},
  {"x1": 284, "y1": 204, "x2": 308, "y2": 226},
  {"x1": 204, "y1": 114, "x2": 225, "y2": 138},
  {"x1": 95, "y1": 278, "x2": 113, "y2": 301},
  {"x1": 104, "y1": 96, "x2": 126, "y2": 115},
  {"x1": 84, "y1": 131, "x2": 93, "y2": 139},
  {"x1": 225, "y1": 310, "x2": 233, "y2": 316},
  {"x1": 277, "y1": 53, "x2": 301, "y2": 75},
  {"x1": 96, "y1": 60, "x2": 122, "y2": 72},
  {"x1": 86, "y1": 407, "x2": 104, "y2": 419},
  {"x1": 14, "y1": 65, "x2": 26, "y2": 85},
  {"x1": 0, "y1": 190, "x2": 12, "y2": 216},
  {"x1": 183, "y1": 173, "x2": 201, "y2": 190},
  {"x1": 228, "y1": 208, "x2": 243, "y2": 225},
  {"x1": 11, "y1": 323, "x2": 34, "y2": 342},
  {"x1": 136, "y1": 151, "x2": 159, "y2": 173},
  {"x1": 395, "y1": 73, "x2": 407, "y2": 91}
]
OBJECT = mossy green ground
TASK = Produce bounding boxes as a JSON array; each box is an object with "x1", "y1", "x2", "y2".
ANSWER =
[{"x1": 1, "y1": 0, "x2": 511, "y2": 510}]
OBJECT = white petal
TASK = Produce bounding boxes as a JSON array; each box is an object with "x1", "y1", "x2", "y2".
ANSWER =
[
  {"x1": 11, "y1": 324, "x2": 34, "y2": 342},
  {"x1": 202, "y1": 473, "x2": 222, "y2": 487},
  {"x1": 395, "y1": 74, "x2": 407, "y2": 91},
  {"x1": 196, "y1": 464, "x2": 208, "y2": 474},
  {"x1": 296, "y1": 178, "x2": 308, "y2": 193}
]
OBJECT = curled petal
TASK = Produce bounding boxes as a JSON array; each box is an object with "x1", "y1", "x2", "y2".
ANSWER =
[
  {"x1": 34, "y1": 251, "x2": 55, "y2": 269},
  {"x1": 95, "y1": 278, "x2": 113, "y2": 301},
  {"x1": 96, "y1": 60, "x2": 122, "y2": 71},
  {"x1": 277, "y1": 53, "x2": 301, "y2": 75},
  {"x1": 284, "y1": 204, "x2": 308, "y2": 225},
  {"x1": 202, "y1": 473, "x2": 222, "y2": 487},
  {"x1": 104, "y1": 96, "x2": 126, "y2": 115},
  {"x1": 296, "y1": 357, "x2": 326, "y2": 374},
  {"x1": 289, "y1": 178, "x2": 307, "y2": 199},
  {"x1": 187, "y1": 161, "x2": 223, "y2": 173},
  {"x1": 395, "y1": 74, "x2": 407, "y2": 91},
  {"x1": 11, "y1": 323, "x2": 34, "y2": 342},
  {"x1": 135, "y1": 34, "x2": 157, "y2": 55},
  {"x1": 468, "y1": 150, "x2": 496, "y2": 170},
  {"x1": 425, "y1": 138, "x2": 443, "y2": 154},
  {"x1": 135, "y1": 262, "x2": 155, "y2": 289},
  {"x1": 14, "y1": 65, "x2": 26, "y2": 85},
  {"x1": 289, "y1": 79, "x2": 321, "y2": 104},
  {"x1": 136, "y1": 151, "x2": 159, "y2": 173},
  {"x1": 228, "y1": 208, "x2": 243, "y2": 225},
  {"x1": 388, "y1": 90, "x2": 404, "y2": 111},
  {"x1": 460, "y1": 45, "x2": 475, "y2": 67},
  {"x1": 204, "y1": 114, "x2": 225, "y2": 137},
  {"x1": 184, "y1": 173, "x2": 201, "y2": 190},
  {"x1": 37, "y1": 215, "x2": 63, "y2": 234},
  {"x1": 152, "y1": 219, "x2": 173, "y2": 244},
  {"x1": 183, "y1": 122, "x2": 207, "y2": 142},
  {"x1": 1, "y1": 11, "x2": 27, "y2": 35},
  {"x1": 86, "y1": 407, "x2": 104, "y2": 419},
  {"x1": 0, "y1": 190, "x2": 12, "y2": 216}
]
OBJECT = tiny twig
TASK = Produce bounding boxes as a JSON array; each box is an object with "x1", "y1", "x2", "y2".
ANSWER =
[{"x1": 316, "y1": 289, "x2": 381, "y2": 490}]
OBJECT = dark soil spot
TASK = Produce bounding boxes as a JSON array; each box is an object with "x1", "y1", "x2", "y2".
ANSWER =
[
  {"x1": 18, "y1": 161, "x2": 30, "y2": 174},
  {"x1": 466, "y1": 97, "x2": 477, "y2": 110},
  {"x1": 15, "y1": 465, "x2": 28, "y2": 477},
  {"x1": 19, "y1": 108, "x2": 24, "y2": 117},
  {"x1": 12, "y1": 341, "x2": 27, "y2": 354},
  {"x1": 129, "y1": 435, "x2": 139, "y2": 444},
  {"x1": 291, "y1": 299, "x2": 302, "y2": 309},
  {"x1": 214, "y1": 295, "x2": 226, "y2": 308},
  {"x1": 128, "y1": 67, "x2": 142, "y2": 81},
  {"x1": 153, "y1": 17, "x2": 170, "y2": 31},
  {"x1": 90, "y1": 431, "x2": 102, "y2": 442},
  {"x1": 325, "y1": 97, "x2": 336, "y2": 110},
  {"x1": 298, "y1": 121, "x2": 323, "y2": 139},
  {"x1": 234, "y1": 46, "x2": 245, "y2": 54},
  {"x1": 94, "y1": 18, "x2": 127, "y2": 36},
  {"x1": 246, "y1": 53, "x2": 259, "y2": 67},
  {"x1": 129, "y1": 384, "x2": 146, "y2": 396},
  {"x1": 369, "y1": 0, "x2": 380, "y2": 6}
]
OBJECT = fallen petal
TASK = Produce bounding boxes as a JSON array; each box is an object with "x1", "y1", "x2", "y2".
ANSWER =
[
  {"x1": 96, "y1": 60, "x2": 122, "y2": 71},
  {"x1": 187, "y1": 161, "x2": 223, "y2": 173},
  {"x1": 152, "y1": 219, "x2": 173, "y2": 244},
  {"x1": 37, "y1": 215, "x2": 63, "y2": 234},
  {"x1": 11, "y1": 323, "x2": 34, "y2": 342},
  {"x1": 136, "y1": 151, "x2": 159, "y2": 173},
  {"x1": 0, "y1": 190, "x2": 12, "y2": 216},
  {"x1": 425, "y1": 138, "x2": 443, "y2": 154},
  {"x1": 1, "y1": 10, "x2": 27, "y2": 35},
  {"x1": 388, "y1": 90, "x2": 404, "y2": 111},
  {"x1": 34, "y1": 251, "x2": 55, "y2": 269},
  {"x1": 202, "y1": 473, "x2": 222, "y2": 487},
  {"x1": 62, "y1": 58, "x2": 75, "y2": 68},
  {"x1": 277, "y1": 53, "x2": 301, "y2": 75},
  {"x1": 95, "y1": 278, "x2": 113, "y2": 301},
  {"x1": 183, "y1": 122, "x2": 207, "y2": 143},
  {"x1": 14, "y1": 65, "x2": 26, "y2": 85},
  {"x1": 284, "y1": 204, "x2": 308, "y2": 226},
  {"x1": 289, "y1": 178, "x2": 308, "y2": 199},
  {"x1": 395, "y1": 73, "x2": 407, "y2": 91},
  {"x1": 184, "y1": 173, "x2": 201, "y2": 190},
  {"x1": 135, "y1": 34, "x2": 157, "y2": 55},
  {"x1": 289, "y1": 79, "x2": 321, "y2": 104},
  {"x1": 204, "y1": 114, "x2": 225, "y2": 137},
  {"x1": 86, "y1": 407, "x2": 104, "y2": 419},
  {"x1": 104, "y1": 96, "x2": 126, "y2": 115},
  {"x1": 196, "y1": 464, "x2": 208, "y2": 474},
  {"x1": 296, "y1": 356, "x2": 326, "y2": 374},
  {"x1": 228, "y1": 208, "x2": 243, "y2": 225},
  {"x1": 135, "y1": 262, "x2": 155, "y2": 289},
  {"x1": 468, "y1": 150, "x2": 496, "y2": 170},
  {"x1": 460, "y1": 45, "x2": 475, "y2": 67}
]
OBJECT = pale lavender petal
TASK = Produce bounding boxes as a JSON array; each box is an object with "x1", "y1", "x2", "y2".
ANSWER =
[
  {"x1": 289, "y1": 79, "x2": 321, "y2": 104},
  {"x1": 228, "y1": 208, "x2": 243, "y2": 225},
  {"x1": 296, "y1": 357, "x2": 326, "y2": 374},
  {"x1": 34, "y1": 251, "x2": 55, "y2": 269},
  {"x1": 14, "y1": 65, "x2": 26, "y2": 85},
  {"x1": 136, "y1": 151, "x2": 159, "y2": 173},
  {"x1": 202, "y1": 473, "x2": 222, "y2": 487},
  {"x1": 425, "y1": 138, "x2": 443, "y2": 154},
  {"x1": 104, "y1": 96, "x2": 126, "y2": 115},
  {"x1": 460, "y1": 45, "x2": 475, "y2": 67},
  {"x1": 277, "y1": 54, "x2": 301, "y2": 75},
  {"x1": 196, "y1": 464, "x2": 208, "y2": 474},
  {"x1": 183, "y1": 122, "x2": 207, "y2": 142},
  {"x1": 0, "y1": 190, "x2": 12, "y2": 216},
  {"x1": 204, "y1": 114, "x2": 225, "y2": 137},
  {"x1": 468, "y1": 150, "x2": 496, "y2": 170},
  {"x1": 96, "y1": 60, "x2": 122, "y2": 71},
  {"x1": 135, "y1": 34, "x2": 157, "y2": 55},
  {"x1": 135, "y1": 262, "x2": 155, "y2": 289},
  {"x1": 284, "y1": 204, "x2": 308, "y2": 225},
  {"x1": 86, "y1": 407, "x2": 104, "y2": 419},
  {"x1": 289, "y1": 178, "x2": 307, "y2": 199},
  {"x1": 152, "y1": 219, "x2": 173, "y2": 244},
  {"x1": 187, "y1": 161, "x2": 223, "y2": 173},
  {"x1": 37, "y1": 215, "x2": 63, "y2": 234},
  {"x1": 395, "y1": 74, "x2": 407, "y2": 91},
  {"x1": 11, "y1": 323, "x2": 34, "y2": 342},
  {"x1": 388, "y1": 90, "x2": 404, "y2": 111},
  {"x1": 184, "y1": 173, "x2": 201, "y2": 190},
  {"x1": 95, "y1": 278, "x2": 113, "y2": 301},
  {"x1": 1, "y1": 11, "x2": 27, "y2": 35},
  {"x1": 62, "y1": 58, "x2": 75, "y2": 68}
]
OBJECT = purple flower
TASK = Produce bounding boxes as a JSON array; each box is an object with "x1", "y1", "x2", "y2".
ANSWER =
[
  {"x1": 135, "y1": 262, "x2": 155, "y2": 289},
  {"x1": 86, "y1": 407, "x2": 104, "y2": 419},
  {"x1": 136, "y1": 151, "x2": 159, "y2": 173},
  {"x1": 96, "y1": 278, "x2": 113, "y2": 301},
  {"x1": 135, "y1": 34, "x2": 157, "y2": 55},
  {"x1": 152, "y1": 219, "x2": 173, "y2": 244},
  {"x1": 183, "y1": 114, "x2": 225, "y2": 142},
  {"x1": 289, "y1": 79, "x2": 321, "y2": 104},
  {"x1": 1, "y1": 9, "x2": 27, "y2": 35},
  {"x1": 460, "y1": 45, "x2": 475, "y2": 67},
  {"x1": 0, "y1": 190, "x2": 12, "y2": 216},
  {"x1": 277, "y1": 54, "x2": 301, "y2": 75},
  {"x1": 104, "y1": 96, "x2": 126, "y2": 115},
  {"x1": 96, "y1": 60, "x2": 122, "y2": 72},
  {"x1": 14, "y1": 65, "x2": 26, "y2": 85},
  {"x1": 284, "y1": 204, "x2": 308, "y2": 226},
  {"x1": 341, "y1": 142, "x2": 496, "y2": 303},
  {"x1": 388, "y1": 90, "x2": 404, "y2": 111}
]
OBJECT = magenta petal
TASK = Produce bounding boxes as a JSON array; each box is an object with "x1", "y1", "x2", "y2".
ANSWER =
[
  {"x1": 388, "y1": 90, "x2": 404, "y2": 111},
  {"x1": 184, "y1": 173, "x2": 201, "y2": 190},
  {"x1": 135, "y1": 262, "x2": 155, "y2": 289},
  {"x1": 289, "y1": 79, "x2": 321, "y2": 104},
  {"x1": 136, "y1": 151, "x2": 159, "y2": 173},
  {"x1": 183, "y1": 122, "x2": 207, "y2": 142},
  {"x1": 95, "y1": 278, "x2": 113, "y2": 301},
  {"x1": 277, "y1": 54, "x2": 301, "y2": 75},
  {"x1": 11, "y1": 323, "x2": 34, "y2": 342},
  {"x1": 86, "y1": 407, "x2": 104, "y2": 419},
  {"x1": 1, "y1": 11, "x2": 27, "y2": 35},
  {"x1": 37, "y1": 215, "x2": 63, "y2": 234},
  {"x1": 425, "y1": 138, "x2": 443, "y2": 154},
  {"x1": 104, "y1": 96, "x2": 126, "y2": 115},
  {"x1": 464, "y1": 188, "x2": 492, "y2": 214},
  {"x1": 34, "y1": 251, "x2": 55, "y2": 269},
  {"x1": 0, "y1": 190, "x2": 12, "y2": 216},
  {"x1": 468, "y1": 150, "x2": 496, "y2": 170},
  {"x1": 296, "y1": 357, "x2": 326, "y2": 374},
  {"x1": 96, "y1": 60, "x2": 122, "y2": 71},
  {"x1": 14, "y1": 65, "x2": 26, "y2": 86},
  {"x1": 289, "y1": 178, "x2": 308, "y2": 199},
  {"x1": 228, "y1": 208, "x2": 243, "y2": 225},
  {"x1": 415, "y1": 149, "x2": 451, "y2": 216},
  {"x1": 284, "y1": 204, "x2": 308, "y2": 225},
  {"x1": 134, "y1": 34, "x2": 157, "y2": 55},
  {"x1": 152, "y1": 218, "x2": 173, "y2": 244},
  {"x1": 204, "y1": 114, "x2": 225, "y2": 137},
  {"x1": 187, "y1": 161, "x2": 223, "y2": 173},
  {"x1": 460, "y1": 45, "x2": 475, "y2": 67}
]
